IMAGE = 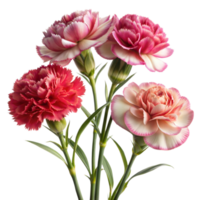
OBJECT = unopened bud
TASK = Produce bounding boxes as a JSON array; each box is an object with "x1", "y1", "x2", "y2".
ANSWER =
[
  {"x1": 132, "y1": 135, "x2": 148, "y2": 155},
  {"x1": 46, "y1": 118, "x2": 66, "y2": 134},
  {"x1": 74, "y1": 49, "x2": 95, "y2": 77},
  {"x1": 108, "y1": 58, "x2": 132, "y2": 84}
]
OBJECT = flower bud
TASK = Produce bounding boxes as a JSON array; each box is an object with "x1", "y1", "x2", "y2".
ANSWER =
[
  {"x1": 46, "y1": 118, "x2": 66, "y2": 134},
  {"x1": 108, "y1": 58, "x2": 132, "y2": 84},
  {"x1": 132, "y1": 135, "x2": 147, "y2": 155},
  {"x1": 74, "y1": 49, "x2": 95, "y2": 77}
]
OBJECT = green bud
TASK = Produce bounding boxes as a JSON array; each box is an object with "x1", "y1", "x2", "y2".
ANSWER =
[
  {"x1": 74, "y1": 49, "x2": 95, "y2": 77},
  {"x1": 46, "y1": 118, "x2": 66, "y2": 134},
  {"x1": 108, "y1": 58, "x2": 132, "y2": 84}
]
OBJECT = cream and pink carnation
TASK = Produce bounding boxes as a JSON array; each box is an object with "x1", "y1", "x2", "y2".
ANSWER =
[
  {"x1": 8, "y1": 64, "x2": 85, "y2": 130},
  {"x1": 111, "y1": 82, "x2": 194, "y2": 150},
  {"x1": 96, "y1": 14, "x2": 173, "y2": 72}
]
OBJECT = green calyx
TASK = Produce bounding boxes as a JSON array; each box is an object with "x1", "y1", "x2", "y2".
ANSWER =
[
  {"x1": 46, "y1": 118, "x2": 66, "y2": 134},
  {"x1": 108, "y1": 58, "x2": 132, "y2": 84},
  {"x1": 74, "y1": 49, "x2": 95, "y2": 77}
]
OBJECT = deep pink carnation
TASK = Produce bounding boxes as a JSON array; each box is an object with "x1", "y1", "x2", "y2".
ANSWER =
[
  {"x1": 37, "y1": 10, "x2": 117, "y2": 66},
  {"x1": 8, "y1": 64, "x2": 85, "y2": 130},
  {"x1": 96, "y1": 14, "x2": 173, "y2": 72}
]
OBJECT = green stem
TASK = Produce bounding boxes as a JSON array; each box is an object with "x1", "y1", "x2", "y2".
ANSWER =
[
  {"x1": 95, "y1": 83, "x2": 116, "y2": 200},
  {"x1": 58, "y1": 133, "x2": 84, "y2": 200},
  {"x1": 113, "y1": 153, "x2": 137, "y2": 200},
  {"x1": 89, "y1": 76, "x2": 98, "y2": 200}
]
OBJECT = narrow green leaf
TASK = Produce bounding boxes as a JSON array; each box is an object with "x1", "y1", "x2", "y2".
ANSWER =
[
  {"x1": 68, "y1": 138, "x2": 91, "y2": 176},
  {"x1": 27, "y1": 141, "x2": 66, "y2": 164},
  {"x1": 43, "y1": 125, "x2": 56, "y2": 135},
  {"x1": 105, "y1": 82, "x2": 108, "y2": 102},
  {"x1": 103, "y1": 156, "x2": 114, "y2": 193},
  {"x1": 81, "y1": 106, "x2": 96, "y2": 125},
  {"x1": 114, "y1": 73, "x2": 136, "y2": 94},
  {"x1": 112, "y1": 139, "x2": 128, "y2": 172},
  {"x1": 95, "y1": 63, "x2": 107, "y2": 82},
  {"x1": 78, "y1": 73, "x2": 90, "y2": 85},
  {"x1": 72, "y1": 102, "x2": 110, "y2": 165},
  {"x1": 47, "y1": 141, "x2": 63, "y2": 151},
  {"x1": 95, "y1": 61, "x2": 103, "y2": 71},
  {"x1": 126, "y1": 164, "x2": 172, "y2": 187}
]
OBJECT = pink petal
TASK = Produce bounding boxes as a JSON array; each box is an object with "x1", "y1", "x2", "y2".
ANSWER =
[
  {"x1": 144, "y1": 128, "x2": 189, "y2": 150},
  {"x1": 128, "y1": 82, "x2": 140, "y2": 93},
  {"x1": 169, "y1": 88, "x2": 181, "y2": 103},
  {"x1": 123, "y1": 86, "x2": 137, "y2": 105},
  {"x1": 174, "y1": 109, "x2": 194, "y2": 128},
  {"x1": 95, "y1": 41, "x2": 116, "y2": 59},
  {"x1": 176, "y1": 96, "x2": 191, "y2": 110},
  {"x1": 130, "y1": 107, "x2": 150, "y2": 124},
  {"x1": 99, "y1": 16, "x2": 110, "y2": 25},
  {"x1": 63, "y1": 22, "x2": 89, "y2": 42},
  {"x1": 151, "y1": 104, "x2": 166, "y2": 115},
  {"x1": 87, "y1": 18, "x2": 113, "y2": 40},
  {"x1": 51, "y1": 46, "x2": 80, "y2": 66},
  {"x1": 157, "y1": 120, "x2": 181, "y2": 135},
  {"x1": 153, "y1": 48, "x2": 174, "y2": 58},
  {"x1": 112, "y1": 44, "x2": 144, "y2": 65},
  {"x1": 52, "y1": 34, "x2": 77, "y2": 49},
  {"x1": 36, "y1": 46, "x2": 60, "y2": 62},
  {"x1": 139, "y1": 37, "x2": 155, "y2": 54},
  {"x1": 112, "y1": 31, "x2": 133, "y2": 50},
  {"x1": 42, "y1": 37, "x2": 64, "y2": 51},
  {"x1": 140, "y1": 54, "x2": 167, "y2": 72},
  {"x1": 139, "y1": 82, "x2": 157, "y2": 91},
  {"x1": 124, "y1": 110, "x2": 158, "y2": 136},
  {"x1": 150, "y1": 43, "x2": 169, "y2": 54},
  {"x1": 78, "y1": 39, "x2": 99, "y2": 51},
  {"x1": 111, "y1": 95, "x2": 132, "y2": 131}
]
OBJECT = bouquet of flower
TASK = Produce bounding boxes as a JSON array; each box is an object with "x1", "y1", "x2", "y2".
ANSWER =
[{"x1": 8, "y1": 10, "x2": 194, "y2": 200}]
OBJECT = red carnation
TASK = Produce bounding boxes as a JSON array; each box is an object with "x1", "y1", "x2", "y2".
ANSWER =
[{"x1": 8, "y1": 64, "x2": 85, "y2": 130}]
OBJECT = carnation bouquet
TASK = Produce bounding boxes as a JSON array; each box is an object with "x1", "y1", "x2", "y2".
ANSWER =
[{"x1": 8, "y1": 10, "x2": 194, "y2": 200}]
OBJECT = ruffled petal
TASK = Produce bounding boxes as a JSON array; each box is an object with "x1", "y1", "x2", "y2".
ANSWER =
[
  {"x1": 36, "y1": 46, "x2": 60, "y2": 62},
  {"x1": 112, "y1": 44, "x2": 144, "y2": 65},
  {"x1": 139, "y1": 82, "x2": 157, "y2": 91},
  {"x1": 151, "y1": 104, "x2": 166, "y2": 115},
  {"x1": 124, "y1": 110, "x2": 158, "y2": 136},
  {"x1": 111, "y1": 95, "x2": 132, "y2": 131},
  {"x1": 144, "y1": 128, "x2": 189, "y2": 150},
  {"x1": 130, "y1": 107, "x2": 150, "y2": 124},
  {"x1": 42, "y1": 37, "x2": 64, "y2": 51},
  {"x1": 157, "y1": 120, "x2": 181, "y2": 135},
  {"x1": 150, "y1": 43, "x2": 169, "y2": 54},
  {"x1": 139, "y1": 37, "x2": 155, "y2": 54},
  {"x1": 140, "y1": 54, "x2": 167, "y2": 72},
  {"x1": 95, "y1": 41, "x2": 116, "y2": 59},
  {"x1": 63, "y1": 22, "x2": 89, "y2": 42},
  {"x1": 123, "y1": 86, "x2": 137, "y2": 105},
  {"x1": 174, "y1": 109, "x2": 194, "y2": 128}
]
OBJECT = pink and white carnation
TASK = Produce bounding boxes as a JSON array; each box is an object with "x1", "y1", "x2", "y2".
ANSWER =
[
  {"x1": 37, "y1": 10, "x2": 116, "y2": 66},
  {"x1": 111, "y1": 82, "x2": 194, "y2": 150},
  {"x1": 96, "y1": 14, "x2": 173, "y2": 72}
]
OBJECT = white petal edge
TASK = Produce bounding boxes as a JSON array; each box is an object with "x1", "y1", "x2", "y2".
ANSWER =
[
  {"x1": 111, "y1": 95, "x2": 132, "y2": 131},
  {"x1": 153, "y1": 48, "x2": 174, "y2": 58}
]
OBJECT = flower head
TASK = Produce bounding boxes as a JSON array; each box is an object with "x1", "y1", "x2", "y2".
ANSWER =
[
  {"x1": 37, "y1": 10, "x2": 117, "y2": 66},
  {"x1": 96, "y1": 14, "x2": 173, "y2": 72},
  {"x1": 8, "y1": 64, "x2": 85, "y2": 130},
  {"x1": 111, "y1": 82, "x2": 194, "y2": 150}
]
